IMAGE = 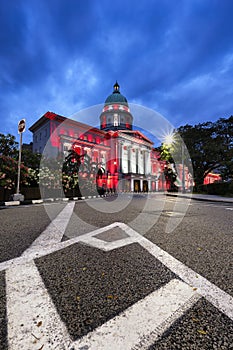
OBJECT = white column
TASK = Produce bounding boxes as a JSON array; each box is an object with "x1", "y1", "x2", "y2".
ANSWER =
[
  {"x1": 131, "y1": 178, "x2": 134, "y2": 192},
  {"x1": 128, "y1": 146, "x2": 132, "y2": 173},
  {"x1": 148, "y1": 179, "x2": 151, "y2": 191},
  {"x1": 140, "y1": 179, "x2": 143, "y2": 192},
  {"x1": 146, "y1": 150, "x2": 151, "y2": 175}
]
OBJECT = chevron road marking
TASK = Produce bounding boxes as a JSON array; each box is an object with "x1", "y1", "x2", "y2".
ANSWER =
[
  {"x1": 3, "y1": 203, "x2": 233, "y2": 349},
  {"x1": 6, "y1": 259, "x2": 199, "y2": 349},
  {"x1": 6, "y1": 260, "x2": 72, "y2": 350},
  {"x1": 22, "y1": 201, "x2": 75, "y2": 255},
  {"x1": 71, "y1": 279, "x2": 200, "y2": 350}
]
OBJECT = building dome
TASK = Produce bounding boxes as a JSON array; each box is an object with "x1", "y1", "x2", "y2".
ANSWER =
[
  {"x1": 100, "y1": 81, "x2": 133, "y2": 131},
  {"x1": 105, "y1": 81, "x2": 128, "y2": 105}
]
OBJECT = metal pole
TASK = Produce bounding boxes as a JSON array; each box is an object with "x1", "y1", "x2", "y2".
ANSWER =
[
  {"x1": 182, "y1": 142, "x2": 185, "y2": 193},
  {"x1": 16, "y1": 132, "x2": 23, "y2": 194}
]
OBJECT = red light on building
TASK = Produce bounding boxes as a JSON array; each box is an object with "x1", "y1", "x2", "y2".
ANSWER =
[
  {"x1": 87, "y1": 134, "x2": 93, "y2": 142},
  {"x1": 50, "y1": 121, "x2": 60, "y2": 147},
  {"x1": 69, "y1": 129, "x2": 74, "y2": 137},
  {"x1": 204, "y1": 173, "x2": 221, "y2": 184}
]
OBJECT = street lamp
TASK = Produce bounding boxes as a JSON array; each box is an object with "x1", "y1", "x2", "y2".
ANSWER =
[{"x1": 181, "y1": 142, "x2": 185, "y2": 193}]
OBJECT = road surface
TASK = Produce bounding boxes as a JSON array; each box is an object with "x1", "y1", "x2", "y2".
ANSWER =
[{"x1": 0, "y1": 194, "x2": 232, "y2": 349}]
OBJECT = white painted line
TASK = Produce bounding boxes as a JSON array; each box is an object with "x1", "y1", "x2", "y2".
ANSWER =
[
  {"x1": 32, "y1": 199, "x2": 43, "y2": 204},
  {"x1": 80, "y1": 235, "x2": 139, "y2": 251},
  {"x1": 5, "y1": 201, "x2": 20, "y2": 206},
  {"x1": 0, "y1": 222, "x2": 127, "y2": 272},
  {"x1": 226, "y1": 207, "x2": 233, "y2": 210},
  {"x1": 127, "y1": 228, "x2": 233, "y2": 321},
  {"x1": 44, "y1": 198, "x2": 54, "y2": 202},
  {"x1": 71, "y1": 279, "x2": 200, "y2": 350},
  {"x1": 22, "y1": 201, "x2": 75, "y2": 255},
  {"x1": 6, "y1": 260, "x2": 72, "y2": 349},
  {"x1": 1, "y1": 218, "x2": 232, "y2": 324}
]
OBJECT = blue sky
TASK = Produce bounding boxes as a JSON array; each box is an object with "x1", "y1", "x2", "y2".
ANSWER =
[{"x1": 1, "y1": 0, "x2": 233, "y2": 144}]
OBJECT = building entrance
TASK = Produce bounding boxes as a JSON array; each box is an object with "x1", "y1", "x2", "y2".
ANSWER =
[
  {"x1": 134, "y1": 180, "x2": 140, "y2": 192},
  {"x1": 143, "y1": 180, "x2": 148, "y2": 192}
]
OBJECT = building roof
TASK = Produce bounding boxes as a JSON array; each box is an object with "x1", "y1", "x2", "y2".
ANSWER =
[{"x1": 105, "y1": 81, "x2": 128, "y2": 105}]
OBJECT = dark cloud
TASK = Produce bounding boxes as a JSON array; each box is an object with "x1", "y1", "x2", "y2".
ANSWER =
[{"x1": 0, "y1": 0, "x2": 233, "y2": 143}]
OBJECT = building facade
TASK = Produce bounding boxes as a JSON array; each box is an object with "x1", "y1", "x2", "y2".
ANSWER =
[{"x1": 30, "y1": 82, "x2": 191, "y2": 192}]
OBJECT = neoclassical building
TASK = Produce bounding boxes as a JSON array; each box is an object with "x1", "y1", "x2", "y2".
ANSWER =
[{"x1": 30, "y1": 82, "x2": 169, "y2": 192}]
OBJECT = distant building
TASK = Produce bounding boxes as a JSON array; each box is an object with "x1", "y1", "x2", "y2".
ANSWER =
[
  {"x1": 29, "y1": 82, "x2": 192, "y2": 192},
  {"x1": 204, "y1": 172, "x2": 221, "y2": 184}
]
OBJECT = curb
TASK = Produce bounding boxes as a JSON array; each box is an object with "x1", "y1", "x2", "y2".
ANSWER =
[
  {"x1": 166, "y1": 193, "x2": 233, "y2": 204},
  {"x1": 0, "y1": 193, "x2": 117, "y2": 207}
]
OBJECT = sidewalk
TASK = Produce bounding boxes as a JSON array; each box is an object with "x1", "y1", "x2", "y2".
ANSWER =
[{"x1": 166, "y1": 192, "x2": 233, "y2": 204}]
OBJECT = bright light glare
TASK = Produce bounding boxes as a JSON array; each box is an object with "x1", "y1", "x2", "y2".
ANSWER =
[{"x1": 164, "y1": 133, "x2": 174, "y2": 145}]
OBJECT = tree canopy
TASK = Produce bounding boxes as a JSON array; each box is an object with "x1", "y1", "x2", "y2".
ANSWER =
[
  {"x1": 176, "y1": 116, "x2": 233, "y2": 187},
  {"x1": 0, "y1": 133, "x2": 18, "y2": 158}
]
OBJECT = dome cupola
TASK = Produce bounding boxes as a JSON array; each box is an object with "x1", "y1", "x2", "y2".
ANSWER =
[
  {"x1": 104, "y1": 81, "x2": 128, "y2": 105},
  {"x1": 100, "y1": 82, "x2": 133, "y2": 131}
]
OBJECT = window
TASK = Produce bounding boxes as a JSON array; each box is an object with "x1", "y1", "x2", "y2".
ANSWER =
[{"x1": 114, "y1": 113, "x2": 118, "y2": 126}]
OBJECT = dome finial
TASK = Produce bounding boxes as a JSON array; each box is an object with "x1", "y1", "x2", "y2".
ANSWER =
[{"x1": 113, "y1": 81, "x2": 120, "y2": 93}]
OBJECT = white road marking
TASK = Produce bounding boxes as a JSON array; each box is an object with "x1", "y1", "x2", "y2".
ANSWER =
[
  {"x1": 2, "y1": 219, "x2": 233, "y2": 322},
  {"x1": 22, "y1": 201, "x2": 75, "y2": 255},
  {"x1": 2, "y1": 207, "x2": 233, "y2": 350},
  {"x1": 6, "y1": 260, "x2": 72, "y2": 350},
  {"x1": 0, "y1": 222, "x2": 127, "y2": 272},
  {"x1": 71, "y1": 279, "x2": 200, "y2": 350},
  {"x1": 226, "y1": 207, "x2": 233, "y2": 210}
]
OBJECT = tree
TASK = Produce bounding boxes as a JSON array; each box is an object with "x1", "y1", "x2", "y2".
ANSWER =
[
  {"x1": 62, "y1": 148, "x2": 105, "y2": 196},
  {"x1": 21, "y1": 149, "x2": 41, "y2": 170},
  {"x1": 0, "y1": 133, "x2": 40, "y2": 190},
  {"x1": 62, "y1": 149, "x2": 85, "y2": 194},
  {"x1": 177, "y1": 116, "x2": 233, "y2": 188},
  {"x1": 163, "y1": 165, "x2": 177, "y2": 191},
  {"x1": 0, "y1": 155, "x2": 30, "y2": 189},
  {"x1": 0, "y1": 133, "x2": 18, "y2": 158}
]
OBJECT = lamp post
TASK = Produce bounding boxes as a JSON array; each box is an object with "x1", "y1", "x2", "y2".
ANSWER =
[
  {"x1": 181, "y1": 142, "x2": 186, "y2": 193},
  {"x1": 13, "y1": 119, "x2": 26, "y2": 201}
]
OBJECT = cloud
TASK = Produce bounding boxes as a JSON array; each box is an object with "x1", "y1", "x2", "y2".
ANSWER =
[{"x1": 1, "y1": 0, "x2": 233, "y2": 144}]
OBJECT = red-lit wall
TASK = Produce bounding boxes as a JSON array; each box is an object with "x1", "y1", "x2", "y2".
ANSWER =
[{"x1": 204, "y1": 173, "x2": 221, "y2": 184}]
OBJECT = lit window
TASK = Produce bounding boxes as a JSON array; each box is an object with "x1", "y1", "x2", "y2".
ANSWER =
[{"x1": 114, "y1": 113, "x2": 118, "y2": 126}]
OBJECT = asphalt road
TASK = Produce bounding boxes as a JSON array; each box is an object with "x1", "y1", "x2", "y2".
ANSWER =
[{"x1": 0, "y1": 194, "x2": 232, "y2": 349}]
